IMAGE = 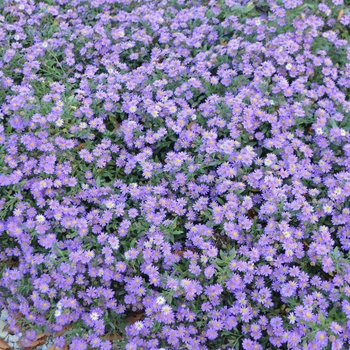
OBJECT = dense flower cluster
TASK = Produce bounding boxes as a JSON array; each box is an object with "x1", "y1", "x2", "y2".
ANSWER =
[{"x1": 1, "y1": 0, "x2": 350, "y2": 349}]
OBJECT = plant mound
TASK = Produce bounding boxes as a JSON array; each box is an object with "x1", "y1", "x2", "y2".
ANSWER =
[{"x1": 1, "y1": 0, "x2": 350, "y2": 349}]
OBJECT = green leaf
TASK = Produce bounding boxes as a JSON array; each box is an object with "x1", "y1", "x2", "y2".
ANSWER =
[
  {"x1": 217, "y1": 197, "x2": 225, "y2": 205},
  {"x1": 130, "y1": 237, "x2": 137, "y2": 248},
  {"x1": 329, "y1": 119, "x2": 338, "y2": 128},
  {"x1": 220, "y1": 250, "x2": 225, "y2": 260},
  {"x1": 319, "y1": 312, "x2": 325, "y2": 328}
]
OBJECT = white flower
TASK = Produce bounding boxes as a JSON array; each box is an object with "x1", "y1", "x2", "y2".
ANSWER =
[
  {"x1": 82, "y1": 184, "x2": 89, "y2": 189},
  {"x1": 42, "y1": 42, "x2": 48, "y2": 48},
  {"x1": 286, "y1": 63, "x2": 292, "y2": 70},
  {"x1": 56, "y1": 119, "x2": 64, "y2": 127},
  {"x1": 134, "y1": 321, "x2": 144, "y2": 330},
  {"x1": 14, "y1": 209, "x2": 22, "y2": 216},
  {"x1": 340, "y1": 129, "x2": 347, "y2": 136},
  {"x1": 144, "y1": 241, "x2": 152, "y2": 248},
  {"x1": 323, "y1": 204, "x2": 333, "y2": 213},
  {"x1": 264, "y1": 159, "x2": 272, "y2": 167},
  {"x1": 90, "y1": 312, "x2": 99, "y2": 321},
  {"x1": 283, "y1": 231, "x2": 291, "y2": 238},
  {"x1": 288, "y1": 313, "x2": 296, "y2": 324},
  {"x1": 191, "y1": 114, "x2": 197, "y2": 120},
  {"x1": 156, "y1": 296, "x2": 166, "y2": 305},
  {"x1": 109, "y1": 237, "x2": 120, "y2": 250},
  {"x1": 79, "y1": 122, "x2": 87, "y2": 129},
  {"x1": 316, "y1": 128, "x2": 324, "y2": 135},
  {"x1": 54, "y1": 310, "x2": 61, "y2": 317},
  {"x1": 36, "y1": 215, "x2": 45, "y2": 223},
  {"x1": 161, "y1": 305, "x2": 172, "y2": 315},
  {"x1": 255, "y1": 19, "x2": 261, "y2": 25},
  {"x1": 105, "y1": 200, "x2": 115, "y2": 209},
  {"x1": 57, "y1": 302, "x2": 62, "y2": 309},
  {"x1": 334, "y1": 187, "x2": 342, "y2": 196},
  {"x1": 39, "y1": 180, "x2": 47, "y2": 188}
]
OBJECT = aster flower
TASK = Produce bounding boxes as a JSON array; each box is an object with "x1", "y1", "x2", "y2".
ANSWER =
[
  {"x1": 134, "y1": 321, "x2": 144, "y2": 331},
  {"x1": 161, "y1": 305, "x2": 172, "y2": 315},
  {"x1": 1, "y1": 0, "x2": 350, "y2": 348},
  {"x1": 35, "y1": 215, "x2": 45, "y2": 223},
  {"x1": 155, "y1": 296, "x2": 166, "y2": 305},
  {"x1": 90, "y1": 312, "x2": 99, "y2": 321}
]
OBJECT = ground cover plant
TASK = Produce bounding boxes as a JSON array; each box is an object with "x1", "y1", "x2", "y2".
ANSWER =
[{"x1": 0, "y1": 0, "x2": 350, "y2": 349}]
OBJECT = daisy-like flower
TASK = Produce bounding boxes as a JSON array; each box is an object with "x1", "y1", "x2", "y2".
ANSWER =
[
  {"x1": 54, "y1": 213, "x2": 62, "y2": 220},
  {"x1": 264, "y1": 158, "x2": 272, "y2": 166},
  {"x1": 283, "y1": 231, "x2": 291, "y2": 238},
  {"x1": 323, "y1": 204, "x2": 333, "y2": 214},
  {"x1": 56, "y1": 119, "x2": 64, "y2": 126},
  {"x1": 90, "y1": 312, "x2": 99, "y2": 321},
  {"x1": 104, "y1": 200, "x2": 115, "y2": 209},
  {"x1": 36, "y1": 215, "x2": 45, "y2": 223},
  {"x1": 54, "y1": 309, "x2": 61, "y2": 317},
  {"x1": 109, "y1": 237, "x2": 120, "y2": 250},
  {"x1": 155, "y1": 296, "x2": 166, "y2": 305},
  {"x1": 86, "y1": 250, "x2": 95, "y2": 260},
  {"x1": 14, "y1": 208, "x2": 22, "y2": 216},
  {"x1": 288, "y1": 312, "x2": 296, "y2": 324},
  {"x1": 334, "y1": 187, "x2": 342, "y2": 197},
  {"x1": 39, "y1": 180, "x2": 47, "y2": 188},
  {"x1": 134, "y1": 321, "x2": 144, "y2": 331},
  {"x1": 161, "y1": 305, "x2": 172, "y2": 315},
  {"x1": 116, "y1": 29, "x2": 125, "y2": 38}
]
